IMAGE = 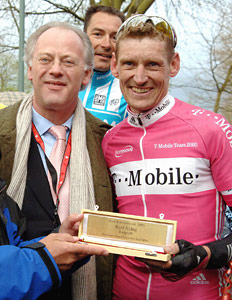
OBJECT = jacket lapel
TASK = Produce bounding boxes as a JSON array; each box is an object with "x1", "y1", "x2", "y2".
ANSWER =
[
  {"x1": 26, "y1": 134, "x2": 55, "y2": 220},
  {"x1": 85, "y1": 110, "x2": 113, "y2": 213}
]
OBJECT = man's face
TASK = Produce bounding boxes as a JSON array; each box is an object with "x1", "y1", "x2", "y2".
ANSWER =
[
  {"x1": 86, "y1": 12, "x2": 122, "y2": 72},
  {"x1": 28, "y1": 27, "x2": 91, "y2": 121},
  {"x1": 111, "y1": 37, "x2": 180, "y2": 114}
]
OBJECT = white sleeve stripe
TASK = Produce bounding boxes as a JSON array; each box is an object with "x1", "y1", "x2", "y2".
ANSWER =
[{"x1": 221, "y1": 189, "x2": 232, "y2": 195}]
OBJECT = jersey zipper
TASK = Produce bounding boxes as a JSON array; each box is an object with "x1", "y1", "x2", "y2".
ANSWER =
[
  {"x1": 146, "y1": 265, "x2": 152, "y2": 300},
  {"x1": 138, "y1": 115, "x2": 152, "y2": 299},
  {"x1": 138, "y1": 115, "x2": 148, "y2": 217}
]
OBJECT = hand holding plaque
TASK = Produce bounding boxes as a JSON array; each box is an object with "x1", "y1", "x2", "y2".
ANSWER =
[{"x1": 78, "y1": 209, "x2": 177, "y2": 261}]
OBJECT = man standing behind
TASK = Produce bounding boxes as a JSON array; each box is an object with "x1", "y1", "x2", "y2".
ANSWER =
[
  {"x1": 102, "y1": 15, "x2": 232, "y2": 299},
  {"x1": 79, "y1": 5, "x2": 127, "y2": 126},
  {"x1": 0, "y1": 22, "x2": 113, "y2": 300}
]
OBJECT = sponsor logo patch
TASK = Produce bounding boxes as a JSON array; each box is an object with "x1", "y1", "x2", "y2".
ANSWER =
[
  {"x1": 109, "y1": 98, "x2": 119, "y2": 106},
  {"x1": 115, "y1": 145, "x2": 133, "y2": 157},
  {"x1": 94, "y1": 94, "x2": 106, "y2": 106},
  {"x1": 190, "y1": 273, "x2": 209, "y2": 285}
]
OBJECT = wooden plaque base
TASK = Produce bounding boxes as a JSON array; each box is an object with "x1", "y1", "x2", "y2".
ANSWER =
[{"x1": 78, "y1": 209, "x2": 177, "y2": 261}]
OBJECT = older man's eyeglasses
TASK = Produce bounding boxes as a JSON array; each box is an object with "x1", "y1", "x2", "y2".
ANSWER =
[{"x1": 116, "y1": 14, "x2": 177, "y2": 49}]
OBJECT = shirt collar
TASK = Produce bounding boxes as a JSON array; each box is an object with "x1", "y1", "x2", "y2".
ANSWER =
[{"x1": 32, "y1": 107, "x2": 73, "y2": 136}]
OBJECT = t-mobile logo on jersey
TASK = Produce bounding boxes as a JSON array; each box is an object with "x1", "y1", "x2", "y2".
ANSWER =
[
  {"x1": 127, "y1": 167, "x2": 198, "y2": 186},
  {"x1": 112, "y1": 168, "x2": 198, "y2": 187},
  {"x1": 110, "y1": 157, "x2": 216, "y2": 196}
]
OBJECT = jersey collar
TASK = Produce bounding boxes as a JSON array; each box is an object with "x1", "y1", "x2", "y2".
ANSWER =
[
  {"x1": 127, "y1": 94, "x2": 175, "y2": 127},
  {"x1": 92, "y1": 69, "x2": 112, "y2": 86}
]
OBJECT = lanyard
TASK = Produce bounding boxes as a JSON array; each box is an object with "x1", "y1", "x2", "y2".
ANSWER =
[{"x1": 32, "y1": 123, "x2": 71, "y2": 225}]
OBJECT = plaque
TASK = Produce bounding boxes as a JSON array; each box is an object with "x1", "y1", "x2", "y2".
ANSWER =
[{"x1": 78, "y1": 209, "x2": 177, "y2": 261}]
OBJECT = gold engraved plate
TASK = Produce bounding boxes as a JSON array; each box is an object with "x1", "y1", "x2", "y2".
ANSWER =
[{"x1": 78, "y1": 209, "x2": 177, "y2": 261}]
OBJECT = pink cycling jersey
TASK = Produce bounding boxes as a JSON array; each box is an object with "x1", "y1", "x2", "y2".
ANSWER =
[{"x1": 102, "y1": 94, "x2": 232, "y2": 300}]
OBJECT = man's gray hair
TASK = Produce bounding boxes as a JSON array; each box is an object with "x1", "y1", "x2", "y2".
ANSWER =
[{"x1": 24, "y1": 21, "x2": 94, "y2": 70}]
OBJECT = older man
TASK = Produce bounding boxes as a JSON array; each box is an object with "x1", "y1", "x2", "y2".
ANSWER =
[
  {"x1": 0, "y1": 22, "x2": 113, "y2": 300},
  {"x1": 79, "y1": 5, "x2": 127, "y2": 126},
  {"x1": 102, "y1": 15, "x2": 232, "y2": 299}
]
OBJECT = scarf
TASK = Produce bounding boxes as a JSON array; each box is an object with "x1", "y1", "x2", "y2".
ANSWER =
[{"x1": 7, "y1": 92, "x2": 97, "y2": 299}]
